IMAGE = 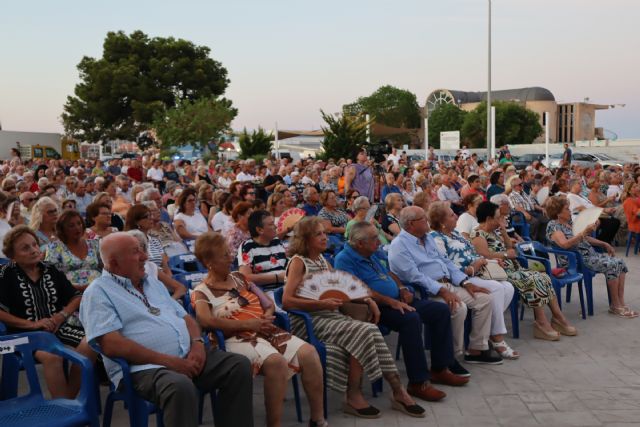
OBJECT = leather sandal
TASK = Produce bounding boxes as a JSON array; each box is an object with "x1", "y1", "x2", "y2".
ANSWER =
[
  {"x1": 489, "y1": 339, "x2": 520, "y2": 359},
  {"x1": 609, "y1": 306, "x2": 639, "y2": 319}
]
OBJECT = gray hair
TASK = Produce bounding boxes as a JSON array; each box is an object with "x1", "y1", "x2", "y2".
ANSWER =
[
  {"x1": 352, "y1": 196, "x2": 370, "y2": 212},
  {"x1": 140, "y1": 188, "x2": 161, "y2": 202},
  {"x1": 126, "y1": 229, "x2": 148, "y2": 252},
  {"x1": 141, "y1": 201, "x2": 157, "y2": 210},
  {"x1": 29, "y1": 197, "x2": 58, "y2": 232},
  {"x1": 348, "y1": 221, "x2": 376, "y2": 245},
  {"x1": 489, "y1": 194, "x2": 510, "y2": 205},
  {"x1": 302, "y1": 186, "x2": 316, "y2": 202},
  {"x1": 398, "y1": 206, "x2": 422, "y2": 229}
]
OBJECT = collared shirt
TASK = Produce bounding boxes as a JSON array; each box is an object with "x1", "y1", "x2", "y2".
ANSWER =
[
  {"x1": 437, "y1": 184, "x2": 461, "y2": 203},
  {"x1": 71, "y1": 193, "x2": 92, "y2": 215},
  {"x1": 509, "y1": 190, "x2": 534, "y2": 212},
  {"x1": 388, "y1": 229, "x2": 468, "y2": 296},
  {"x1": 334, "y1": 243, "x2": 399, "y2": 299},
  {"x1": 79, "y1": 270, "x2": 190, "y2": 387}
]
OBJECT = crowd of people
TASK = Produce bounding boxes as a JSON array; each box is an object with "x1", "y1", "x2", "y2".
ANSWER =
[{"x1": 1, "y1": 143, "x2": 639, "y2": 427}]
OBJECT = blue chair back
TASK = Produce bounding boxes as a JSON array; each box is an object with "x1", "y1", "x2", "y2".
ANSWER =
[
  {"x1": 0, "y1": 258, "x2": 9, "y2": 265},
  {"x1": 0, "y1": 332, "x2": 98, "y2": 427},
  {"x1": 168, "y1": 254, "x2": 206, "y2": 274},
  {"x1": 510, "y1": 212, "x2": 531, "y2": 240},
  {"x1": 174, "y1": 272, "x2": 207, "y2": 289}
]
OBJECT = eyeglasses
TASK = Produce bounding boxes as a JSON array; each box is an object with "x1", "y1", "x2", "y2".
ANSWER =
[
  {"x1": 247, "y1": 191, "x2": 256, "y2": 195},
  {"x1": 45, "y1": 209, "x2": 58, "y2": 215},
  {"x1": 228, "y1": 288, "x2": 249, "y2": 307}
]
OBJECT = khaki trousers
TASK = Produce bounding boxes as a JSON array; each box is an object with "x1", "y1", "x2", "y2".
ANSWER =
[{"x1": 432, "y1": 282, "x2": 493, "y2": 357}]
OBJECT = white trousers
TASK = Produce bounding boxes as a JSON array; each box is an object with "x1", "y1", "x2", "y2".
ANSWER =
[{"x1": 468, "y1": 277, "x2": 515, "y2": 336}]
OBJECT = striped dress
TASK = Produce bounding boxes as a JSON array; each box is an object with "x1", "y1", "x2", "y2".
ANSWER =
[{"x1": 287, "y1": 254, "x2": 397, "y2": 393}]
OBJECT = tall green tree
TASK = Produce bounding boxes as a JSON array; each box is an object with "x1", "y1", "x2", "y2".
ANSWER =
[
  {"x1": 153, "y1": 97, "x2": 237, "y2": 156},
  {"x1": 320, "y1": 110, "x2": 369, "y2": 160},
  {"x1": 343, "y1": 85, "x2": 422, "y2": 130},
  {"x1": 238, "y1": 127, "x2": 274, "y2": 159},
  {"x1": 427, "y1": 104, "x2": 468, "y2": 149},
  {"x1": 62, "y1": 30, "x2": 231, "y2": 143},
  {"x1": 461, "y1": 101, "x2": 543, "y2": 148}
]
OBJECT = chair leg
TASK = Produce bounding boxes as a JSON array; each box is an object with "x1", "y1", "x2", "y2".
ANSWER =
[
  {"x1": 566, "y1": 283, "x2": 572, "y2": 303},
  {"x1": 635, "y1": 233, "x2": 640, "y2": 254},
  {"x1": 577, "y1": 281, "x2": 586, "y2": 320},
  {"x1": 395, "y1": 339, "x2": 401, "y2": 361},
  {"x1": 292, "y1": 375, "x2": 303, "y2": 423},
  {"x1": 626, "y1": 232, "x2": 633, "y2": 256},
  {"x1": 102, "y1": 394, "x2": 116, "y2": 427},
  {"x1": 510, "y1": 294, "x2": 520, "y2": 339},
  {"x1": 0, "y1": 354, "x2": 20, "y2": 399},
  {"x1": 554, "y1": 283, "x2": 562, "y2": 310},
  {"x1": 584, "y1": 275, "x2": 594, "y2": 316}
]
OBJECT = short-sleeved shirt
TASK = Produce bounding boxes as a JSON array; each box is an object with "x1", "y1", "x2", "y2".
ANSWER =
[
  {"x1": 335, "y1": 243, "x2": 399, "y2": 299},
  {"x1": 238, "y1": 238, "x2": 287, "y2": 291},
  {"x1": 455, "y1": 212, "x2": 479, "y2": 236},
  {"x1": 147, "y1": 236, "x2": 165, "y2": 267},
  {"x1": 79, "y1": 270, "x2": 190, "y2": 387}
]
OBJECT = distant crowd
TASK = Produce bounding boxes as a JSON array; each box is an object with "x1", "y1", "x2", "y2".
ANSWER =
[{"x1": 1, "y1": 142, "x2": 640, "y2": 427}]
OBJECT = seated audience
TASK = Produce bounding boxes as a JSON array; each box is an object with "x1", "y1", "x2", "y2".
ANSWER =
[
  {"x1": 318, "y1": 190, "x2": 349, "y2": 236},
  {"x1": 80, "y1": 232, "x2": 253, "y2": 427},
  {"x1": 388, "y1": 206, "x2": 501, "y2": 365},
  {"x1": 335, "y1": 221, "x2": 469, "y2": 402},
  {"x1": 345, "y1": 196, "x2": 390, "y2": 245},
  {"x1": 302, "y1": 187, "x2": 322, "y2": 216},
  {"x1": 192, "y1": 232, "x2": 326, "y2": 427},
  {"x1": 85, "y1": 202, "x2": 117, "y2": 240},
  {"x1": 30, "y1": 196, "x2": 60, "y2": 248},
  {"x1": 381, "y1": 193, "x2": 403, "y2": 239},
  {"x1": 428, "y1": 202, "x2": 519, "y2": 359},
  {"x1": 456, "y1": 193, "x2": 483, "y2": 240},
  {"x1": 472, "y1": 201, "x2": 576, "y2": 340},
  {"x1": 284, "y1": 217, "x2": 425, "y2": 419},
  {"x1": 225, "y1": 201, "x2": 253, "y2": 256},
  {"x1": 566, "y1": 179, "x2": 619, "y2": 244}
]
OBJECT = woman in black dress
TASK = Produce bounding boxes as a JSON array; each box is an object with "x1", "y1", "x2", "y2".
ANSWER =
[{"x1": 0, "y1": 225, "x2": 95, "y2": 398}]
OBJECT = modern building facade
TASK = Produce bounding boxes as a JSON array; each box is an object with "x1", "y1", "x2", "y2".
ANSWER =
[{"x1": 424, "y1": 87, "x2": 610, "y2": 143}]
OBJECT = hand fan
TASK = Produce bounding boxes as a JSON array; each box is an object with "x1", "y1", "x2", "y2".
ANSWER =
[
  {"x1": 572, "y1": 207, "x2": 602, "y2": 236},
  {"x1": 296, "y1": 270, "x2": 371, "y2": 301},
  {"x1": 277, "y1": 208, "x2": 306, "y2": 233}
]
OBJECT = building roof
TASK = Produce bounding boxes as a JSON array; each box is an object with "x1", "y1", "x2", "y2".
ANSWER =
[{"x1": 446, "y1": 87, "x2": 556, "y2": 104}]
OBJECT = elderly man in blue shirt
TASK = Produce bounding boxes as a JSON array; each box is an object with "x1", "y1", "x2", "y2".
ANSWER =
[
  {"x1": 335, "y1": 221, "x2": 469, "y2": 402},
  {"x1": 80, "y1": 233, "x2": 253, "y2": 427},
  {"x1": 389, "y1": 206, "x2": 502, "y2": 366}
]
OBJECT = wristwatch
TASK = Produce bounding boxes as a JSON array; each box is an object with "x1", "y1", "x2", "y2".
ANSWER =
[{"x1": 191, "y1": 337, "x2": 205, "y2": 344}]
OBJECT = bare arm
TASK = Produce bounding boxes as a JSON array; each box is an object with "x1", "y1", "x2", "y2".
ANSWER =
[
  {"x1": 193, "y1": 290, "x2": 270, "y2": 334},
  {"x1": 344, "y1": 166, "x2": 355, "y2": 195},
  {"x1": 282, "y1": 257, "x2": 340, "y2": 312},
  {"x1": 173, "y1": 220, "x2": 197, "y2": 240},
  {"x1": 238, "y1": 264, "x2": 284, "y2": 286}
]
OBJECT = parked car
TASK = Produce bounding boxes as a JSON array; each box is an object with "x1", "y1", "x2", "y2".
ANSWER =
[
  {"x1": 546, "y1": 152, "x2": 627, "y2": 169},
  {"x1": 511, "y1": 153, "x2": 546, "y2": 170}
]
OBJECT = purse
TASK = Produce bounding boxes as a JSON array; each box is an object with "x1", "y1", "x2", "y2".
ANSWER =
[
  {"x1": 339, "y1": 301, "x2": 373, "y2": 323},
  {"x1": 480, "y1": 260, "x2": 509, "y2": 281}
]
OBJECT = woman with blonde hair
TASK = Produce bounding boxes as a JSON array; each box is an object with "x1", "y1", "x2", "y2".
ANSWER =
[
  {"x1": 198, "y1": 183, "x2": 215, "y2": 219},
  {"x1": 192, "y1": 232, "x2": 326, "y2": 427},
  {"x1": 29, "y1": 196, "x2": 60, "y2": 248},
  {"x1": 284, "y1": 217, "x2": 424, "y2": 419}
]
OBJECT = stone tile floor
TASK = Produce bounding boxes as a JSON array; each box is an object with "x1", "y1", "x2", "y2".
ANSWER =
[{"x1": 9, "y1": 249, "x2": 640, "y2": 426}]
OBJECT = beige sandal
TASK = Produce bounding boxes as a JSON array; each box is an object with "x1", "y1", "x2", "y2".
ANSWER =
[{"x1": 609, "y1": 306, "x2": 638, "y2": 319}]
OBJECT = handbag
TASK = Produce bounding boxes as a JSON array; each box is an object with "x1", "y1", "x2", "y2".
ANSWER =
[
  {"x1": 480, "y1": 260, "x2": 509, "y2": 281},
  {"x1": 339, "y1": 301, "x2": 373, "y2": 323}
]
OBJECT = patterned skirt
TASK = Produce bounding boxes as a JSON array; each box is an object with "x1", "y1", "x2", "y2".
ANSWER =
[
  {"x1": 291, "y1": 310, "x2": 397, "y2": 393},
  {"x1": 56, "y1": 314, "x2": 85, "y2": 347},
  {"x1": 582, "y1": 251, "x2": 628, "y2": 281},
  {"x1": 506, "y1": 267, "x2": 555, "y2": 308}
]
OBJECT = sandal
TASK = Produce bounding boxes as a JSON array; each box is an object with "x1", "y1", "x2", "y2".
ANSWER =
[
  {"x1": 390, "y1": 398, "x2": 426, "y2": 418},
  {"x1": 489, "y1": 339, "x2": 520, "y2": 359},
  {"x1": 609, "y1": 306, "x2": 638, "y2": 319}
]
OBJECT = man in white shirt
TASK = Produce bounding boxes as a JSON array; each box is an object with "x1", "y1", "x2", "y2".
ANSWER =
[
  {"x1": 387, "y1": 148, "x2": 401, "y2": 166},
  {"x1": 437, "y1": 175, "x2": 463, "y2": 214},
  {"x1": 607, "y1": 173, "x2": 624, "y2": 202},
  {"x1": 147, "y1": 160, "x2": 165, "y2": 186},
  {"x1": 236, "y1": 163, "x2": 256, "y2": 182}
]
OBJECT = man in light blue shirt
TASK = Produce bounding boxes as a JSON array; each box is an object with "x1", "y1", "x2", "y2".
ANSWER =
[
  {"x1": 80, "y1": 233, "x2": 253, "y2": 427},
  {"x1": 389, "y1": 207, "x2": 501, "y2": 365}
]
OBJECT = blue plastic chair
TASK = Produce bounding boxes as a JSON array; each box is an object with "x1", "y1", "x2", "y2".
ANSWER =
[
  {"x1": 89, "y1": 340, "x2": 164, "y2": 427},
  {"x1": 0, "y1": 258, "x2": 9, "y2": 265},
  {"x1": 549, "y1": 244, "x2": 609, "y2": 316},
  {"x1": 212, "y1": 311, "x2": 303, "y2": 423},
  {"x1": 510, "y1": 212, "x2": 531, "y2": 241},
  {"x1": 273, "y1": 288, "x2": 328, "y2": 419},
  {"x1": 174, "y1": 272, "x2": 207, "y2": 290},
  {"x1": 626, "y1": 231, "x2": 640, "y2": 256},
  {"x1": 168, "y1": 254, "x2": 206, "y2": 275},
  {"x1": 0, "y1": 332, "x2": 99, "y2": 427},
  {"x1": 517, "y1": 241, "x2": 586, "y2": 319}
]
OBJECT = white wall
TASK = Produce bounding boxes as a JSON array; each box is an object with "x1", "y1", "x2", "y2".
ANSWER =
[{"x1": 0, "y1": 130, "x2": 62, "y2": 158}]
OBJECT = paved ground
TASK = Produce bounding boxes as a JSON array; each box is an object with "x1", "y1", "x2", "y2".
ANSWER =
[{"x1": 8, "y1": 248, "x2": 640, "y2": 426}]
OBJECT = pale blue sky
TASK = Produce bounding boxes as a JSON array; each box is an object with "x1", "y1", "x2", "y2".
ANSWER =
[{"x1": 1, "y1": 0, "x2": 638, "y2": 137}]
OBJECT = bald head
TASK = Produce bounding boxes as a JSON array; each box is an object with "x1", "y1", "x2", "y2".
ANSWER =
[
  {"x1": 100, "y1": 232, "x2": 148, "y2": 284},
  {"x1": 399, "y1": 206, "x2": 429, "y2": 236}
]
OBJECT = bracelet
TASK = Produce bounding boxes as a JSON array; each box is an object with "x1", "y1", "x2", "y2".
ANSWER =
[
  {"x1": 59, "y1": 310, "x2": 70, "y2": 320},
  {"x1": 191, "y1": 337, "x2": 205, "y2": 344},
  {"x1": 469, "y1": 266, "x2": 475, "y2": 276}
]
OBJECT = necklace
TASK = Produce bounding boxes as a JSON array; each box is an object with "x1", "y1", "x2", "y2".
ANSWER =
[{"x1": 110, "y1": 272, "x2": 161, "y2": 316}]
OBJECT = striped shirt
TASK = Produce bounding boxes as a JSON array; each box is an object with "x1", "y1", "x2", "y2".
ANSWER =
[
  {"x1": 147, "y1": 236, "x2": 165, "y2": 267},
  {"x1": 238, "y1": 238, "x2": 287, "y2": 291}
]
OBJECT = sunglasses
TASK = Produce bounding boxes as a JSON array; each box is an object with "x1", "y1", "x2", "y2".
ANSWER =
[{"x1": 228, "y1": 288, "x2": 249, "y2": 307}]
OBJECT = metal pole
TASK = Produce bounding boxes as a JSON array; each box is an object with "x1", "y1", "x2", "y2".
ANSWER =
[
  {"x1": 487, "y1": 0, "x2": 492, "y2": 159},
  {"x1": 491, "y1": 106, "x2": 496, "y2": 157},
  {"x1": 424, "y1": 117, "x2": 429, "y2": 160},
  {"x1": 544, "y1": 112, "x2": 550, "y2": 167},
  {"x1": 274, "y1": 121, "x2": 279, "y2": 160}
]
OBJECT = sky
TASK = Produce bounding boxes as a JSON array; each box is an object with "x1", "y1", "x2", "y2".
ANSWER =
[{"x1": 1, "y1": 0, "x2": 638, "y2": 138}]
